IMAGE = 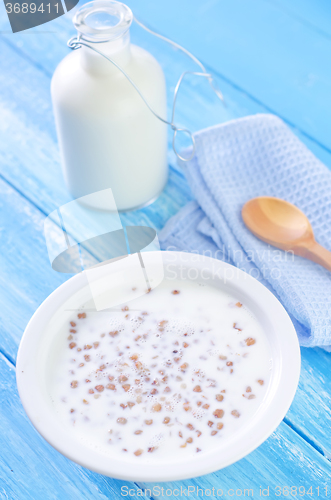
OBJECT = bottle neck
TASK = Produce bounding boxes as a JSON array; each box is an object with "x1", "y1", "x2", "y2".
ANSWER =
[{"x1": 80, "y1": 31, "x2": 131, "y2": 75}]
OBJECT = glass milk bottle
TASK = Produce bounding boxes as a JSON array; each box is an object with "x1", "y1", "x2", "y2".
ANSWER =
[{"x1": 51, "y1": 1, "x2": 168, "y2": 211}]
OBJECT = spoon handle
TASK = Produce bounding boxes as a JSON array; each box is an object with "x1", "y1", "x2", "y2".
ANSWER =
[{"x1": 301, "y1": 242, "x2": 331, "y2": 272}]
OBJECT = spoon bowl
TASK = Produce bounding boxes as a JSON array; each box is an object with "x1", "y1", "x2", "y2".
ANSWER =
[{"x1": 242, "y1": 197, "x2": 331, "y2": 272}]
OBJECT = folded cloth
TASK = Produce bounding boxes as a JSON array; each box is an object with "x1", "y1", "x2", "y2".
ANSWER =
[{"x1": 159, "y1": 114, "x2": 331, "y2": 349}]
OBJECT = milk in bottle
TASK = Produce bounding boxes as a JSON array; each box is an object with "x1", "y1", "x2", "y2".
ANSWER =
[{"x1": 51, "y1": 1, "x2": 168, "y2": 211}]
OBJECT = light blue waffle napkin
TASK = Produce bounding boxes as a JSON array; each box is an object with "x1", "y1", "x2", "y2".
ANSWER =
[{"x1": 159, "y1": 114, "x2": 331, "y2": 349}]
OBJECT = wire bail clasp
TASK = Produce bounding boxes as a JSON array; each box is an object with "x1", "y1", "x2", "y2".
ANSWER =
[{"x1": 67, "y1": 16, "x2": 224, "y2": 162}]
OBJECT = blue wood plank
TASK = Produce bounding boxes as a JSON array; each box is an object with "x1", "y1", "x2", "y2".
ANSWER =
[
  {"x1": 0, "y1": 353, "x2": 148, "y2": 500},
  {"x1": 0, "y1": 5, "x2": 331, "y2": 463},
  {"x1": 0, "y1": 145, "x2": 329, "y2": 480},
  {"x1": 1, "y1": 4, "x2": 331, "y2": 172},
  {"x1": 123, "y1": 0, "x2": 331, "y2": 152},
  {"x1": 137, "y1": 420, "x2": 331, "y2": 498},
  {"x1": 287, "y1": 347, "x2": 331, "y2": 459},
  {"x1": 0, "y1": 35, "x2": 195, "y2": 214},
  {"x1": 1, "y1": 1, "x2": 330, "y2": 163},
  {"x1": 0, "y1": 157, "x2": 191, "y2": 361},
  {"x1": 0, "y1": 178, "x2": 69, "y2": 364},
  {"x1": 0, "y1": 29, "x2": 330, "y2": 229},
  {"x1": 0, "y1": 0, "x2": 331, "y2": 493},
  {"x1": 0, "y1": 152, "x2": 330, "y2": 494},
  {"x1": 267, "y1": 0, "x2": 331, "y2": 39}
]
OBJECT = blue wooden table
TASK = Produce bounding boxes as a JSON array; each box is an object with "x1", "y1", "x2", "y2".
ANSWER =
[{"x1": 0, "y1": 0, "x2": 331, "y2": 498}]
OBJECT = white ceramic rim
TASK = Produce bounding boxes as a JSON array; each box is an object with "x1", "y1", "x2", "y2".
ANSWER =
[{"x1": 16, "y1": 251, "x2": 301, "y2": 482}]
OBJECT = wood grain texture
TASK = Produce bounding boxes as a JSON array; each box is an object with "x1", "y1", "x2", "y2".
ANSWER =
[
  {"x1": 1, "y1": 3, "x2": 331, "y2": 169},
  {"x1": 0, "y1": 178, "x2": 68, "y2": 363},
  {"x1": 0, "y1": 151, "x2": 330, "y2": 494},
  {"x1": 287, "y1": 347, "x2": 331, "y2": 460},
  {"x1": 0, "y1": 0, "x2": 331, "y2": 496},
  {"x1": 0, "y1": 167, "x2": 329, "y2": 492},
  {"x1": 0, "y1": 32, "x2": 330, "y2": 234},
  {"x1": 0, "y1": 353, "x2": 145, "y2": 500}
]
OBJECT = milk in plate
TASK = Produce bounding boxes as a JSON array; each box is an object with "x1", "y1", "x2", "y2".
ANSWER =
[{"x1": 48, "y1": 279, "x2": 271, "y2": 461}]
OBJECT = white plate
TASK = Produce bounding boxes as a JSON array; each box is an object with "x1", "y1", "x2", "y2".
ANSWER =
[{"x1": 16, "y1": 251, "x2": 301, "y2": 482}]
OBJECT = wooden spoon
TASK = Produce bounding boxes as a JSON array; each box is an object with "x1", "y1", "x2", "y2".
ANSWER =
[{"x1": 242, "y1": 196, "x2": 331, "y2": 271}]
